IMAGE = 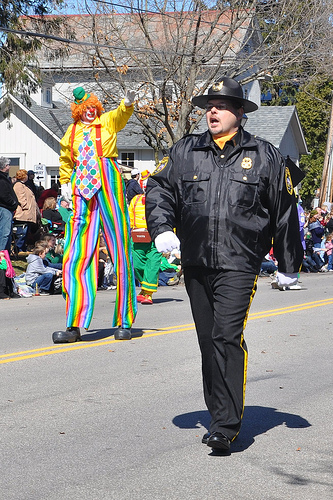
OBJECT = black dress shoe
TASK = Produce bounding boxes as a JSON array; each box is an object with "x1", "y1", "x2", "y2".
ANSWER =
[
  {"x1": 202, "y1": 432, "x2": 211, "y2": 444},
  {"x1": 207, "y1": 432, "x2": 230, "y2": 451},
  {"x1": 52, "y1": 327, "x2": 81, "y2": 344},
  {"x1": 114, "y1": 327, "x2": 131, "y2": 340}
]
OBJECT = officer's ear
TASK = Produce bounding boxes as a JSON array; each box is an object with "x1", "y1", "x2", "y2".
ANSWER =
[{"x1": 236, "y1": 106, "x2": 244, "y2": 121}]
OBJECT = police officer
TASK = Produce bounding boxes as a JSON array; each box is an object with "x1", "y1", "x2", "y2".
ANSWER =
[{"x1": 145, "y1": 77, "x2": 303, "y2": 452}]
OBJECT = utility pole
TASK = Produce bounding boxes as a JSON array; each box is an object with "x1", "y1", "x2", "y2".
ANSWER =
[{"x1": 320, "y1": 93, "x2": 333, "y2": 206}]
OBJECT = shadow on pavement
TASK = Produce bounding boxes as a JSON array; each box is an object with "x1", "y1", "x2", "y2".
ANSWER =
[
  {"x1": 172, "y1": 406, "x2": 311, "y2": 452},
  {"x1": 78, "y1": 328, "x2": 144, "y2": 342}
]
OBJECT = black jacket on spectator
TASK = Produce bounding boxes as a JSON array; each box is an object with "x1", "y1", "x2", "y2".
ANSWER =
[
  {"x1": 0, "y1": 171, "x2": 18, "y2": 212},
  {"x1": 126, "y1": 178, "x2": 144, "y2": 204}
]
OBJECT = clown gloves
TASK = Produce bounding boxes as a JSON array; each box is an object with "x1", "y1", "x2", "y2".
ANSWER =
[
  {"x1": 276, "y1": 271, "x2": 298, "y2": 287},
  {"x1": 124, "y1": 90, "x2": 136, "y2": 106},
  {"x1": 155, "y1": 231, "x2": 180, "y2": 253},
  {"x1": 61, "y1": 182, "x2": 72, "y2": 203}
]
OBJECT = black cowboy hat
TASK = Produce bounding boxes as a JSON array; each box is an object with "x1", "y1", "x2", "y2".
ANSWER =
[{"x1": 192, "y1": 77, "x2": 258, "y2": 113}]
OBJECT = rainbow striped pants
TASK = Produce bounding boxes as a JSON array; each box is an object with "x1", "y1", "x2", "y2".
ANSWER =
[{"x1": 63, "y1": 157, "x2": 137, "y2": 329}]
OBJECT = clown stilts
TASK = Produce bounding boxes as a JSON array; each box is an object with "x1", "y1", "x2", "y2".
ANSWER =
[{"x1": 52, "y1": 87, "x2": 137, "y2": 342}]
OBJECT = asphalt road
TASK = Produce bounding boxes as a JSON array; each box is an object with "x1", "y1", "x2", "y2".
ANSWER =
[{"x1": 1, "y1": 273, "x2": 332, "y2": 500}]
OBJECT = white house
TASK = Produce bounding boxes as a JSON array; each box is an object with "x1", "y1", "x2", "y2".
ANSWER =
[
  {"x1": 0, "y1": 11, "x2": 308, "y2": 185},
  {"x1": 0, "y1": 90, "x2": 308, "y2": 187}
]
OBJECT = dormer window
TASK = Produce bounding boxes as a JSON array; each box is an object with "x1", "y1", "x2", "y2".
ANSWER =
[
  {"x1": 46, "y1": 88, "x2": 51, "y2": 104},
  {"x1": 42, "y1": 86, "x2": 52, "y2": 107}
]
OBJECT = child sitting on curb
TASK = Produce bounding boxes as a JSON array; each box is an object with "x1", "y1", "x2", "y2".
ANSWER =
[{"x1": 25, "y1": 243, "x2": 61, "y2": 295}]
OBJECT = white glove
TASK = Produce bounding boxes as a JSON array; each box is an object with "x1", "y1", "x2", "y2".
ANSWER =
[
  {"x1": 61, "y1": 182, "x2": 72, "y2": 203},
  {"x1": 124, "y1": 90, "x2": 136, "y2": 106},
  {"x1": 155, "y1": 231, "x2": 180, "y2": 253},
  {"x1": 276, "y1": 271, "x2": 298, "y2": 287}
]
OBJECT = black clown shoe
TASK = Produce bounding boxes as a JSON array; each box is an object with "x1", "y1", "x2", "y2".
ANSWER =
[
  {"x1": 114, "y1": 327, "x2": 131, "y2": 340},
  {"x1": 52, "y1": 327, "x2": 81, "y2": 343}
]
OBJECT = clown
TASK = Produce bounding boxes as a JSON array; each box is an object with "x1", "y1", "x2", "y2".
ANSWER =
[
  {"x1": 128, "y1": 174, "x2": 161, "y2": 305},
  {"x1": 52, "y1": 87, "x2": 137, "y2": 343}
]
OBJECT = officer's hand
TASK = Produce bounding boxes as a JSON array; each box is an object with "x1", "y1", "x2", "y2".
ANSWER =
[
  {"x1": 276, "y1": 271, "x2": 298, "y2": 287},
  {"x1": 124, "y1": 90, "x2": 136, "y2": 106},
  {"x1": 155, "y1": 231, "x2": 180, "y2": 253},
  {"x1": 61, "y1": 182, "x2": 72, "y2": 203}
]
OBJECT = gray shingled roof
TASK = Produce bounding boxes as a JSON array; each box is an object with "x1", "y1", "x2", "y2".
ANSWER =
[
  {"x1": 26, "y1": 98, "x2": 71, "y2": 139},
  {"x1": 27, "y1": 98, "x2": 148, "y2": 148},
  {"x1": 244, "y1": 105, "x2": 296, "y2": 148}
]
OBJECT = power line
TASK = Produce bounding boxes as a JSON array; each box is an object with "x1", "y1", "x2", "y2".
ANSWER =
[{"x1": 0, "y1": 25, "x2": 192, "y2": 55}]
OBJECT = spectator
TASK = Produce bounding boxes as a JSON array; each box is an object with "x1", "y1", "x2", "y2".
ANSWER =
[
  {"x1": 126, "y1": 168, "x2": 144, "y2": 204},
  {"x1": 308, "y1": 210, "x2": 325, "y2": 249},
  {"x1": 325, "y1": 233, "x2": 333, "y2": 271},
  {"x1": 0, "y1": 157, "x2": 19, "y2": 251},
  {"x1": 303, "y1": 234, "x2": 326, "y2": 272},
  {"x1": 0, "y1": 250, "x2": 9, "y2": 299},
  {"x1": 26, "y1": 170, "x2": 38, "y2": 200},
  {"x1": 36, "y1": 185, "x2": 45, "y2": 201},
  {"x1": 42, "y1": 197, "x2": 65, "y2": 230},
  {"x1": 260, "y1": 253, "x2": 278, "y2": 276},
  {"x1": 97, "y1": 235, "x2": 109, "y2": 290},
  {"x1": 57, "y1": 197, "x2": 73, "y2": 223},
  {"x1": 158, "y1": 253, "x2": 180, "y2": 286},
  {"x1": 325, "y1": 209, "x2": 333, "y2": 234},
  {"x1": 41, "y1": 234, "x2": 63, "y2": 269},
  {"x1": 25, "y1": 243, "x2": 61, "y2": 295},
  {"x1": 13, "y1": 169, "x2": 41, "y2": 252},
  {"x1": 37, "y1": 182, "x2": 59, "y2": 209}
]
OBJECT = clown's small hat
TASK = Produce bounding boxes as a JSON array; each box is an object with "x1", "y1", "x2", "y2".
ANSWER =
[
  {"x1": 140, "y1": 169, "x2": 150, "y2": 180},
  {"x1": 73, "y1": 87, "x2": 91, "y2": 105}
]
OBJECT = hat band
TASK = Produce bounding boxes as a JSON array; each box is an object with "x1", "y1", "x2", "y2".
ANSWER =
[{"x1": 75, "y1": 93, "x2": 90, "y2": 105}]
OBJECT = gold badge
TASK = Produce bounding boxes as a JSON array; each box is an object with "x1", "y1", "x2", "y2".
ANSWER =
[
  {"x1": 151, "y1": 156, "x2": 169, "y2": 176},
  {"x1": 285, "y1": 166, "x2": 294, "y2": 195},
  {"x1": 212, "y1": 81, "x2": 224, "y2": 92},
  {"x1": 241, "y1": 157, "x2": 252, "y2": 170}
]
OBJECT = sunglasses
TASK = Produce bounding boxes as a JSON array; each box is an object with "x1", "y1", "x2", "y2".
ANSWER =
[{"x1": 205, "y1": 103, "x2": 232, "y2": 111}]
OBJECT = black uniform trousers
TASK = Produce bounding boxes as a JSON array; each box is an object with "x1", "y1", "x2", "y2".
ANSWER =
[{"x1": 184, "y1": 267, "x2": 258, "y2": 441}]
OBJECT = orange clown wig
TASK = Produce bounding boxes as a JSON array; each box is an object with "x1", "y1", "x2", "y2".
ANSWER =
[{"x1": 71, "y1": 93, "x2": 104, "y2": 123}]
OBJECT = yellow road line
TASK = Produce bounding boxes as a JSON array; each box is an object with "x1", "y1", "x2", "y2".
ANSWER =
[{"x1": 1, "y1": 299, "x2": 333, "y2": 364}]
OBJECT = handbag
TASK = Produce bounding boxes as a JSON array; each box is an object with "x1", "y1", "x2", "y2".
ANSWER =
[{"x1": 131, "y1": 228, "x2": 151, "y2": 243}]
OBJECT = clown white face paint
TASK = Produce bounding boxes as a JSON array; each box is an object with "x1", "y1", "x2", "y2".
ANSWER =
[{"x1": 81, "y1": 106, "x2": 97, "y2": 124}]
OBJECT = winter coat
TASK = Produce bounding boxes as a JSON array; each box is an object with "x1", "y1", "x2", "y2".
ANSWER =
[
  {"x1": 0, "y1": 170, "x2": 18, "y2": 212},
  {"x1": 308, "y1": 220, "x2": 325, "y2": 245},
  {"x1": 42, "y1": 208, "x2": 64, "y2": 227},
  {"x1": 13, "y1": 181, "x2": 39, "y2": 223},
  {"x1": 146, "y1": 127, "x2": 303, "y2": 274},
  {"x1": 126, "y1": 178, "x2": 144, "y2": 204},
  {"x1": 25, "y1": 254, "x2": 57, "y2": 285}
]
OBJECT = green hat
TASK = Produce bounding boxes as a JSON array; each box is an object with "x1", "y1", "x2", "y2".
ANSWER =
[{"x1": 73, "y1": 87, "x2": 90, "y2": 105}]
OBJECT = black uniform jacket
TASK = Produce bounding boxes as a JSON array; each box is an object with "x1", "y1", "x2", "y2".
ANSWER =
[
  {"x1": 145, "y1": 128, "x2": 303, "y2": 274},
  {"x1": 0, "y1": 171, "x2": 19, "y2": 212}
]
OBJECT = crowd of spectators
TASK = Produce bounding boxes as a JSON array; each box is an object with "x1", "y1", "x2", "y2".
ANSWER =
[{"x1": 3, "y1": 158, "x2": 333, "y2": 300}]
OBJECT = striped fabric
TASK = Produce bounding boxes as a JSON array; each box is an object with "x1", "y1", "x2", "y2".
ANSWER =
[{"x1": 63, "y1": 157, "x2": 137, "y2": 329}]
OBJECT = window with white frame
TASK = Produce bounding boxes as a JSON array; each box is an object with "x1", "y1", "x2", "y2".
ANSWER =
[{"x1": 121, "y1": 152, "x2": 135, "y2": 168}]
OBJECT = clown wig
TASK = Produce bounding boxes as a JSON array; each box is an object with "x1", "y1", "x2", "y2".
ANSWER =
[{"x1": 71, "y1": 94, "x2": 104, "y2": 123}]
